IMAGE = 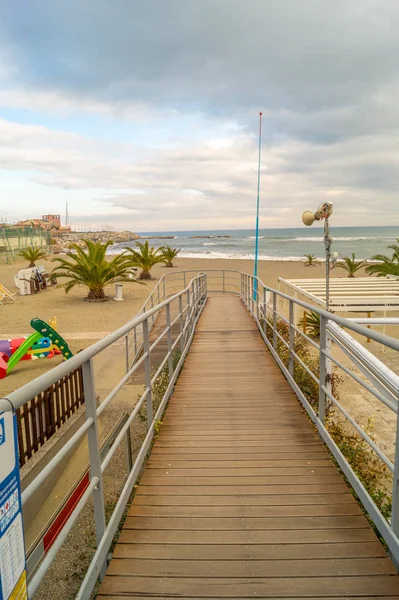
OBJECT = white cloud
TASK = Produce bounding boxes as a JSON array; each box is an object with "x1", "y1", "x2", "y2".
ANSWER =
[
  {"x1": 1, "y1": 0, "x2": 399, "y2": 229},
  {"x1": 0, "y1": 116, "x2": 398, "y2": 230}
]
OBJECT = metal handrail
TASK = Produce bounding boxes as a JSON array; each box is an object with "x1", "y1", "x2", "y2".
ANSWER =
[
  {"x1": 2, "y1": 268, "x2": 399, "y2": 597},
  {"x1": 239, "y1": 269, "x2": 399, "y2": 565}
]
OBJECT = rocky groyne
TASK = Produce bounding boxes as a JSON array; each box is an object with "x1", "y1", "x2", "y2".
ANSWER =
[{"x1": 51, "y1": 230, "x2": 140, "y2": 253}]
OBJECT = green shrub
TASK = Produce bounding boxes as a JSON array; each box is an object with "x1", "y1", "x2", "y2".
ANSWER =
[
  {"x1": 262, "y1": 316, "x2": 340, "y2": 412},
  {"x1": 262, "y1": 315, "x2": 392, "y2": 520},
  {"x1": 139, "y1": 350, "x2": 182, "y2": 422},
  {"x1": 326, "y1": 415, "x2": 392, "y2": 520}
]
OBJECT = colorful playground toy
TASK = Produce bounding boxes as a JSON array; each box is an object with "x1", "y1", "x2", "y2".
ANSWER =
[{"x1": 0, "y1": 318, "x2": 73, "y2": 379}]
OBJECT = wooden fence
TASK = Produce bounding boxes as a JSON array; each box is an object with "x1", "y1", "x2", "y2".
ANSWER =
[{"x1": 16, "y1": 367, "x2": 85, "y2": 466}]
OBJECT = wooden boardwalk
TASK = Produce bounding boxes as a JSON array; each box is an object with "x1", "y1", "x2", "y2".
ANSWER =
[{"x1": 98, "y1": 295, "x2": 399, "y2": 599}]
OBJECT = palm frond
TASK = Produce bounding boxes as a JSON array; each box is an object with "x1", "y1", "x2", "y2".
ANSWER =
[
  {"x1": 335, "y1": 253, "x2": 366, "y2": 277},
  {"x1": 51, "y1": 240, "x2": 137, "y2": 299}
]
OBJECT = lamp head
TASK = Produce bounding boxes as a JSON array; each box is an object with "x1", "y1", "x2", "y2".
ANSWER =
[
  {"x1": 302, "y1": 211, "x2": 316, "y2": 226},
  {"x1": 317, "y1": 202, "x2": 333, "y2": 219},
  {"x1": 330, "y1": 252, "x2": 339, "y2": 267}
]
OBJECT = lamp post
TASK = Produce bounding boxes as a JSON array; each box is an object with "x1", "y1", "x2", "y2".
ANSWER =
[
  {"x1": 302, "y1": 202, "x2": 337, "y2": 311},
  {"x1": 302, "y1": 202, "x2": 337, "y2": 422},
  {"x1": 253, "y1": 111, "x2": 263, "y2": 300}
]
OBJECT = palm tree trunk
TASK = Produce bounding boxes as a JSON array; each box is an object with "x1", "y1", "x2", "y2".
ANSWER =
[
  {"x1": 139, "y1": 269, "x2": 152, "y2": 280},
  {"x1": 87, "y1": 287, "x2": 105, "y2": 299}
]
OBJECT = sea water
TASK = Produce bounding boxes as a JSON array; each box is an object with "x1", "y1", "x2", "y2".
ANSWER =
[{"x1": 111, "y1": 226, "x2": 399, "y2": 261}]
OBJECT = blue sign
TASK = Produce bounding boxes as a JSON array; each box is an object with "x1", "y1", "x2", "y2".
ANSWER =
[
  {"x1": 0, "y1": 418, "x2": 5, "y2": 447},
  {"x1": 0, "y1": 412, "x2": 27, "y2": 599}
]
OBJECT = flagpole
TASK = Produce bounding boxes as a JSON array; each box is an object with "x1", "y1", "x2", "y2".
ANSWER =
[{"x1": 253, "y1": 111, "x2": 263, "y2": 300}]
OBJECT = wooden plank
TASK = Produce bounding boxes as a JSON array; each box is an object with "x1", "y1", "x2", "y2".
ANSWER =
[
  {"x1": 112, "y1": 541, "x2": 385, "y2": 560},
  {"x1": 146, "y1": 458, "x2": 333, "y2": 468},
  {"x1": 138, "y1": 474, "x2": 343, "y2": 486},
  {"x1": 142, "y1": 467, "x2": 341, "y2": 477},
  {"x1": 124, "y1": 515, "x2": 369, "y2": 530},
  {"x1": 107, "y1": 557, "x2": 395, "y2": 577},
  {"x1": 118, "y1": 528, "x2": 377, "y2": 544},
  {"x1": 99, "y1": 575, "x2": 399, "y2": 597},
  {"x1": 133, "y1": 493, "x2": 354, "y2": 506},
  {"x1": 128, "y1": 503, "x2": 363, "y2": 517},
  {"x1": 98, "y1": 597, "x2": 399, "y2": 600},
  {"x1": 148, "y1": 447, "x2": 337, "y2": 456}
]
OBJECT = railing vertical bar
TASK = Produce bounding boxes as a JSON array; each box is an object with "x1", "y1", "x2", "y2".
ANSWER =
[
  {"x1": 272, "y1": 292, "x2": 277, "y2": 350},
  {"x1": 81, "y1": 359, "x2": 107, "y2": 578},
  {"x1": 289, "y1": 299, "x2": 294, "y2": 377},
  {"x1": 391, "y1": 391, "x2": 399, "y2": 545},
  {"x1": 134, "y1": 327, "x2": 138, "y2": 359},
  {"x1": 125, "y1": 334, "x2": 129, "y2": 374},
  {"x1": 142, "y1": 319, "x2": 153, "y2": 428},
  {"x1": 166, "y1": 303, "x2": 173, "y2": 382},
  {"x1": 319, "y1": 315, "x2": 327, "y2": 423},
  {"x1": 125, "y1": 426, "x2": 133, "y2": 473},
  {"x1": 179, "y1": 295, "x2": 184, "y2": 352},
  {"x1": 263, "y1": 287, "x2": 267, "y2": 335}
]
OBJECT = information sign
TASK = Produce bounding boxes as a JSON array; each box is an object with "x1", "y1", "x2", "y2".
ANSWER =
[{"x1": 0, "y1": 412, "x2": 27, "y2": 600}]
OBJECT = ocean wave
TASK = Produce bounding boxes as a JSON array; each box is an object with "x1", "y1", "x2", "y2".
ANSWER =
[
  {"x1": 179, "y1": 251, "x2": 308, "y2": 261},
  {"x1": 292, "y1": 236, "x2": 394, "y2": 242},
  {"x1": 247, "y1": 236, "x2": 265, "y2": 239},
  {"x1": 203, "y1": 242, "x2": 218, "y2": 246}
]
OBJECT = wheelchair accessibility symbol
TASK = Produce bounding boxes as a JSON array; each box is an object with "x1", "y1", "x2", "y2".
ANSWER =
[{"x1": 0, "y1": 417, "x2": 5, "y2": 447}]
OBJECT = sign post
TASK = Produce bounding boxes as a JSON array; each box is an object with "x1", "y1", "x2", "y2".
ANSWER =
[{"x1": 0, "y1": 411, "x2": 28, "y2": 600}]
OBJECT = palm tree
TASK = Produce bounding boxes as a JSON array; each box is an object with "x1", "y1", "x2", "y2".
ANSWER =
[
  {"x1": 303, "y1": 253, "x2": 319, "y2": 267},
  {"x1": 51, "y1": 240, "x2": 135, "y2": 300},
  {"x1": 298, "y1": 311, "x2": 320, "y2": 337},
  {"x1": 160, "y1": 245, "x2": 181, "y2": 268},
  {"x1": 18, "y1": 246, "x2": 47, "y2": 267},
  {"x1": 335, "y1": 253, "x2": 366, "y2": 278},
  {"x1": 125, "y1": 241, "x2": 166, "y2": 279},
  {"x1": 366, "y1": 239, "x2": 399, "y2": 277}
]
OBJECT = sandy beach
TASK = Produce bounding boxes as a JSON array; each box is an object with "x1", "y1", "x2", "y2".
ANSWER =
[{"x1": 0, "y1": 254, "x2": 386, "y2": 396}]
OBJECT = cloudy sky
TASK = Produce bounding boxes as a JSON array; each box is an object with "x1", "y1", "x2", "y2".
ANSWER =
[{"x1": 1, "y1": 0, "x2": 399, "y2": 231}]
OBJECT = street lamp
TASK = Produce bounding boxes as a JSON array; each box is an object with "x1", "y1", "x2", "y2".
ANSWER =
[{"x1": 302, "y1": 202, "x2": 337, "y2": 311}]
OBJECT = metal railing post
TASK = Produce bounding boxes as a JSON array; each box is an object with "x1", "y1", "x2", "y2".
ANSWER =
[
  {"x1": 125, "y1": 334, "x2": 129, "y2": 373},
  {"x1": 163, "y1": 277, "x2": 166, "y2": 300},
  {"x1": 134, "y1": 327, "x2": 138, "y2": 358},
  {"x1": 186, "y1": 288, "x2": 191, "y2": 342},
  {"x1": 81, "y1": 359, "x2": 106, "y2": 576},
  {"x1": 263, "y1": 287, "x2": 267, "y2": 335},
  {"x1": 166, "y1": 303, "x2": 173, "y2": 382},
  {"x1": 125, "y1": 427, "x2": 133, "y2": 472},
  {"x1": 272, "y1": 292, "x2": 277, "y2": 350},
  {"x1": 195, "y1": 278, "x2": 199, "y2": 310},
  {"x1": 150, "y1": 294, "x2": 154, "y2": 327},
  {"x1": 319, "y1": 315, "x2": 327, "y2": 423},
  {"x1": 289, "y1": 300, "x2": 294, "y2": 377},
  {"x1": 391, "y1": 398, "x2": 399, "y2": 543},
  {"x1": 142, "y1": 319, "x2": 153, "y2": 428},
  {"x1": 179, "y1": 295, "x2": 184, "y2": 352}
]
